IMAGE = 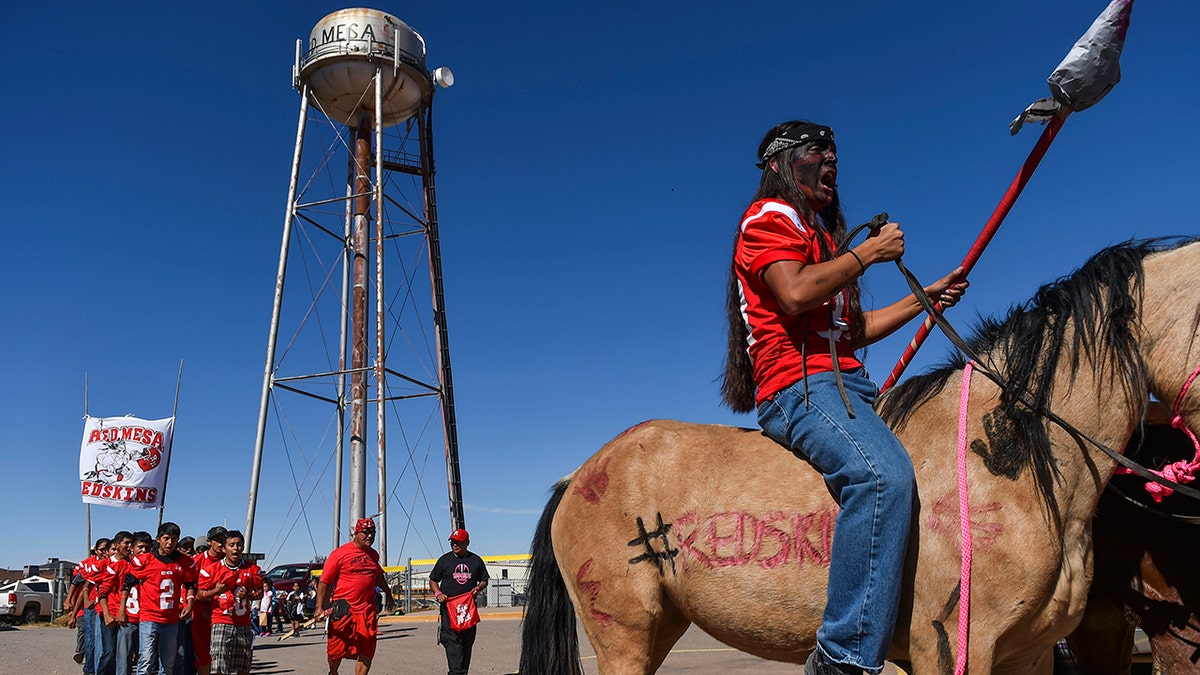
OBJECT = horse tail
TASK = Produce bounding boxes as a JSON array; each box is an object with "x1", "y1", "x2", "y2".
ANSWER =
[{"x1": 519, "y1": 478, "x2": 583, "y2": 675}]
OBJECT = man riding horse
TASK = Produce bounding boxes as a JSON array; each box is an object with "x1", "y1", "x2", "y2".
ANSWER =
[{"x1": 722, "y1": 120, "x2": 967, "y2": 675}]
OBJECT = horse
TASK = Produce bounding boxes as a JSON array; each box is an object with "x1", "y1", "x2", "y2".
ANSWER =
[
  {"x1": 518, "y1": 238, "x2": 1200, "y2": 675},
  {"x1": 1062, "y1": 413, "x2": 1200, "y2": 674}
]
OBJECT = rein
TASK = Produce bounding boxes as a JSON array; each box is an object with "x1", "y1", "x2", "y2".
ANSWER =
[
  {"x1": 1112, "y1": 364, "x2": 1200, "y2": 501},
  {"x1": 840, "y1": 216, "x2": 1200, "y2": 500},
  {"x1": 879, "y1": 230, "x2": 1200, "y2": 504}
]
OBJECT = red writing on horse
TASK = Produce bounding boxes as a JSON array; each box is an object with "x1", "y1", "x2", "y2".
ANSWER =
[
  {"x1": 573, "y1": 457, "x2": 611, "y2": 504},
  {"x1": 575, "y1": 558, "x2": 614, "y2": 628},
  {"x1": 674, "y1": 509, "x2": 834, "y2": 572},
  {"x1": 923, "y1": 492, "x2": 1004, "y2": 548}
]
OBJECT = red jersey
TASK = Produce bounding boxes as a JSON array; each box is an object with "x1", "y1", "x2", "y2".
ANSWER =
[
  {"x1": 321, "y1": 542, "x2": 382, "y2": 614},
  {"x1": 82, "y1": 555, "x2": 105, "y2": 605},
  {"x1": 734, "y1": 198, "x2": 863, "y2": 404},
  {"x1": 71, "y1": 561, "x2": 88, "y2": 618},
  {"x1": 124, "y1": 586, "x2": 141, "y2": 622},
  {"x1": 193, "y1": 550, "x2": 226, "y2": 608},
  {"x1": 126, "y1": 551, "x2": 195, "y2": 623},
  {"x1": 96, "y1": 556, "x2": 130, "y2": 618},
  {"x1": 210, "y1": 561, "x2": 262, "y2": 626}
]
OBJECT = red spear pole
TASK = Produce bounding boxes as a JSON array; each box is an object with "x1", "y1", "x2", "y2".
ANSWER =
[{"x1": 879, "y1": 107, "x2": 1071, "y2": 392}]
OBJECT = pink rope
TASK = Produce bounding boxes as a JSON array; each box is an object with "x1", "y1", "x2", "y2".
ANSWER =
[
  {"x1": 955, "y1": 361, "x2": 975, "y2": 675},
  {"x1": 1114, "y1": 364, "x2": 1200, "y2": 502}
]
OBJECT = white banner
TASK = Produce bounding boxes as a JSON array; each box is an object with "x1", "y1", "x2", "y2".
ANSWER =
[{"x1": 79, "y1": 415, "x2": 174, "y2": 510}]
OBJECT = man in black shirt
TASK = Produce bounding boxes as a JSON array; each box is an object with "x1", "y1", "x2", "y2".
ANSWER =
[{"x1": 429, "y1": 529, "x2": 489, "y2": 675}]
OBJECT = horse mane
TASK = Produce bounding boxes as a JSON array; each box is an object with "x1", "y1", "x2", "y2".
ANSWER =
[{"x1": 877, "y1": 238, "x2": 1194, "y2": 512}]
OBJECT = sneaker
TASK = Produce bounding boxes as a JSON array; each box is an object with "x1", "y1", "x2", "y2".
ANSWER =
[
  {"x1": 73, "y1": 653, "x2": 84, "y2": 664},
  {"x1": 805, "y1": 649, "x2": 864, "y2": 675},
  {"x1": 264, "y1": 631, "x2": 271, "y2": 636}
]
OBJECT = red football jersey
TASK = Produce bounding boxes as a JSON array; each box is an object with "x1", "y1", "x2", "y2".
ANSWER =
[
  {"x1": 71, "y1": 561, "x2": 87, "y2": 618},
  {"x1": 82, "y1": 555, "x2": 105, "y2": 605},
  {"x1": 126, "y1": 551, "x2": 195, "y2": 623},
  {"x1": 734, "y1": 198, "x2": 863, "y2": 404},
  {"x1": 193, "y1": 550, "x2": 226, "y2": 606},
  {"x1": 321, "y1": 542, "x2": 383, "y2": 614},
  {"x1": 124, "y1": 586, "x2": 140, "y2": 622},
  {"x1": 210, "y1": 561, "x2": 262, "y2": 626},
  {"x1": 96, "y1": 556, "x2": 130, "y2": 618}
]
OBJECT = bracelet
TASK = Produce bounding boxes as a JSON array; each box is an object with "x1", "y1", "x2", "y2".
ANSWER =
[{"x1": 847, "y1": 250, "x2": 867, "y2": 274}]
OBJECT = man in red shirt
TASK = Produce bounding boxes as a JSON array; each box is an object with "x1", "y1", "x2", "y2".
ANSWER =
[
  {"x1": 208, "y1": 531, "x2": 261, "y2": 675},
  {"x1": 115, "y1": 532, "x2": 153, "y2": 675},
  {"x1": 192, "y1": 527, "x2": 227, "y2": 675},
  {"x1": 67, "y1": 538, "x2": 108, "y2": 673},
  {"x1": 122, "y1": 522, "x2": 196, "y2": 675},
  {"x1": 95, "y1": 531, "x2": 133, "y2": 675},
  {"x1": 314, "y1": 518, "x2": 394, "y2": 675}
]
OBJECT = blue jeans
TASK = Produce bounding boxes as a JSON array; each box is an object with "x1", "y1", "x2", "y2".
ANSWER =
[
  {"x1": 117, "y1": 622, "x2": 138, "y2": 675},
  {"x1": 94, "y1": 611, "x2": 116, "y2": 675},
  {"x1": 177, "y1": 616, "x2": 193, "y2": 675},
  {"x1": 82, "y1": 608, "x2": 97, "y2": 675},
  {"x1": 758, "y1": 370, "x2": 915, "y2": 675},
  {"x1": 137, "y1": 621, "x2": 178, "y2": 675}
]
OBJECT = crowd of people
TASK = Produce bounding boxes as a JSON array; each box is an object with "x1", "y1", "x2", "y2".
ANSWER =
[
  {"x1": 65, "y1": 520, "x2": 488, "y2": 675},
  {"x1": 66, "y1": 524, "x2": 274, "y2": 675}
]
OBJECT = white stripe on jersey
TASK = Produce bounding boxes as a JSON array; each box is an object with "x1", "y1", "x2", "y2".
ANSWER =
[
  {"x1": 737, "y1": 279, "x2": 756, "y2": 349},
  {"x1": 737, "y1": 200, "x2": 805, "y2": 352},
  {"x1": 739, "y1": 201, "x2": 805, "y2": 234}
]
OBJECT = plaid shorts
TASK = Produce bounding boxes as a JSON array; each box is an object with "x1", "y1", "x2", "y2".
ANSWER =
[{"x1": 210, "y1": 623, "x2": 254, "y2": 673}]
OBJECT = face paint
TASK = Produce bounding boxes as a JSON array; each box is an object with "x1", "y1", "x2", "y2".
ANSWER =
[{"x1": 792, "y1": 141, "x2": 837, "y2": 209}]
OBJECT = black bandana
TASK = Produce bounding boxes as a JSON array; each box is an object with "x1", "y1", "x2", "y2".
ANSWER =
[{"x1": 756, "y1": 124, "x2": 835, "y2": 169}]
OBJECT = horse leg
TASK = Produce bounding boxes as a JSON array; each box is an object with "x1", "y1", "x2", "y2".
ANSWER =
[
  {"x1": 991, "y1": 647, "x2": 1055, "y2": 675},
  {"x1": 646, "y1": 599, "x2": 691, "y2": 672},
  {"x1": 1063, "y1": 595, "x2": 1135, "y2": 674},
  {"x1": 573, "y1": 572, "x2": 692, "y2": 674}
]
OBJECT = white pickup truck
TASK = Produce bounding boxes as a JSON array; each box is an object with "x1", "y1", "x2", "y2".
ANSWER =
[{"x1": 0, "y1": 576, "x2": 57, "y2": 623}]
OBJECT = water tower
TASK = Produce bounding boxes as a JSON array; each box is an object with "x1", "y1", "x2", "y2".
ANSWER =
[{"x1": 244, "y1": 8, "x2": 460, "y2": 564}]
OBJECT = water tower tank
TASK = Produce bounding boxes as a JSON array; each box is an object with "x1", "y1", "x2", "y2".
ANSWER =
[{"x1": 300, "y1": 8, "x2": 432, "y2": 127}]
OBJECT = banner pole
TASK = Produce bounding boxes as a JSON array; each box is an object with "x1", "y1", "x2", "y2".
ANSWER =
[
  {"x1": 879, "y1": 108, "x2": 1070, "y2": 392},
  {"x1": 157, "y1": 360, "x2": 184, "y2": 528},
  {"x1": 84, "y1": 373, "x2": 91, "y2": 550},
  {"x1": 880, "y1": 0, "x2": 1132, "y2": 391}
]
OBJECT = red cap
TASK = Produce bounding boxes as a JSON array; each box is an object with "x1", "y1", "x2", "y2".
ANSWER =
[
  {"x1": 354, "y1": 518, "x2": 376, "y2": 534},
  {"x1": 448, "y1": 528, "x2": 469, "y2": 542}
]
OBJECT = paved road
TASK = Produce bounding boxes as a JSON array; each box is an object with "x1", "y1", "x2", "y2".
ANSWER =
[{"x1": 0, "y1": 609, "x2": 824, "y2": 674}]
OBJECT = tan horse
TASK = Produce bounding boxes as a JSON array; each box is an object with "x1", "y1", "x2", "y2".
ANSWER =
[
  {"x1": 518, "y1": 239, "x2": 1200, "y2": 675},
  {"x1": 1064, "y1": 415, "x2": 1200, "y2": 674}
]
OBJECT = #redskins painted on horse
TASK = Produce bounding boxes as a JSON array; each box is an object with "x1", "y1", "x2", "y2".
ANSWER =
[{"x1": 519, "y1": 238, "x2": 1200, "y2": 674}]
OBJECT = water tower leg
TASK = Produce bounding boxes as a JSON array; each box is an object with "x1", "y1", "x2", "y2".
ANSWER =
[
  {"x1": 348, "y1": 119, "x2": 372, "y2": 525},
  {"x1": 374, "y1": 67, "x2": 389, "y2": 564},
  {"x1": 418, "y1": 105, "x2": 466, "y2": 531},
  {"x1": 246, "y1": 89, "x2": 310, "y2": 551},
  {"x1": 334, "y1": 142, "x2": 353, "y2": 550}
]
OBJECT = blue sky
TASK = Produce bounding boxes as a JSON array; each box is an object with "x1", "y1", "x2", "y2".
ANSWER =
[{"x1": 2, "y1": 1, "x2": 1196, "y2": 570}]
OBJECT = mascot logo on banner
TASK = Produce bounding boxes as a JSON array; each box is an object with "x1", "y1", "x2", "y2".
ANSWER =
[{"x1": 79, "y1": 416, "x2": 174, "y2": 510}]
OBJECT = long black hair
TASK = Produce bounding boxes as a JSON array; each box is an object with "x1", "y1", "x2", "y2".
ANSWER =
[{"x1": 721, "y1": 120, "x2": 864, "y2": 412}]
